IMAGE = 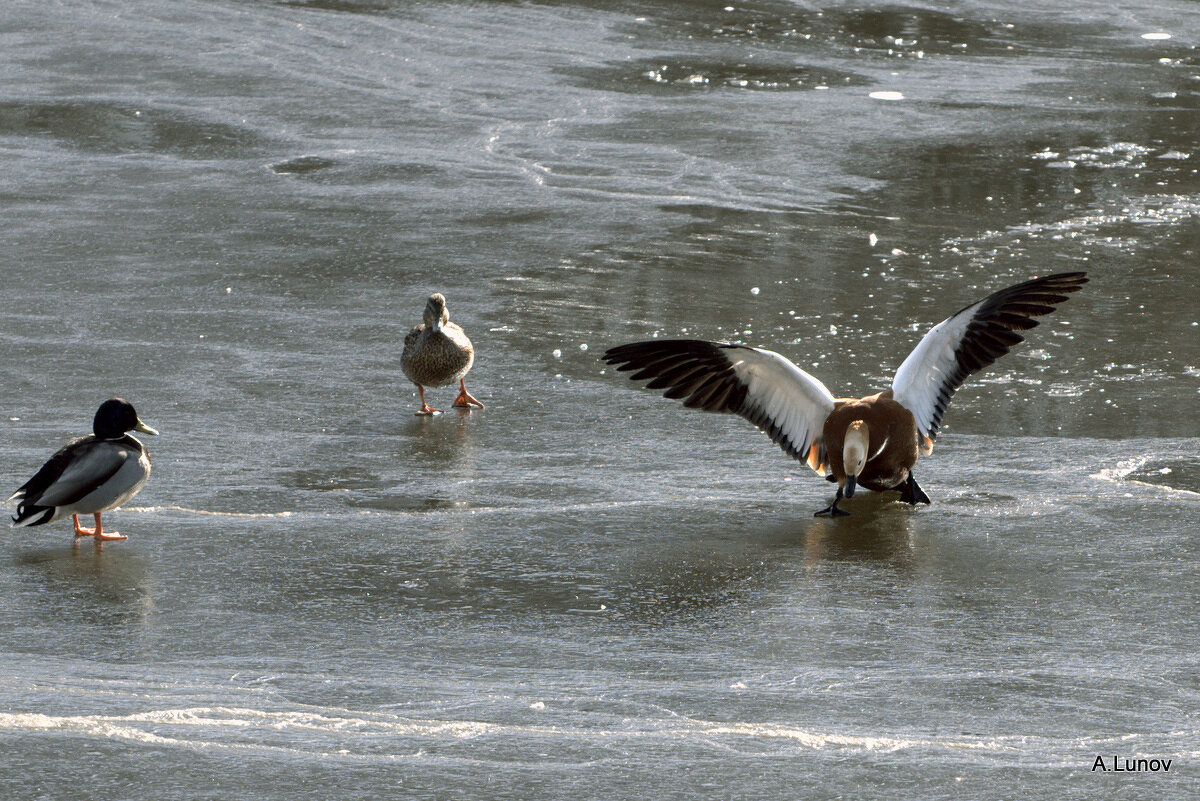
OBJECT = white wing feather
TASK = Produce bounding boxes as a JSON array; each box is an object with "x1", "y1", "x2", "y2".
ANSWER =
[
  {"x1": 892, "y1": 272, "x2": 1088, "y2": 451},
  {"x1": 891, "y1": 311, "x2": 973, "y2": 447},
  {"x1": 729, "y1": 347, "x2": 837, "y2": 472},
  {"x1": 603, "y1": 340, "x2": 837, "y2": 474}
]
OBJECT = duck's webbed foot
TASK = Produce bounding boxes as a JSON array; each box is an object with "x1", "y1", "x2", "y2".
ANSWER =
[
  {"x1": 73, "y1": 513, "x2": 127, "y2": 541},
  {"x1": 414, "y1": 385, "x2": 442, "y2": 416},
  {"x1": 814, "y1": 488, "x2": 850, "y2": 517},
  {"x1": 899, "y1": 474, "x2": 931, "y2": 506},
  {"x1": 72, "y1": 514, "x2": 95, "y2": 537},
  {"x1": 451, "y1": 379, "x2": 485, "y2": 409}
]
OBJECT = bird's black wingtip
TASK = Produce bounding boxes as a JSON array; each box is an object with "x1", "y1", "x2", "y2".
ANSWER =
[
  {"x1": 1039, "y1": 271, "x2": 1089, "y2": 289},
  {"x1": 602, "y1": 339, "x2": 696, "y2": 366}
]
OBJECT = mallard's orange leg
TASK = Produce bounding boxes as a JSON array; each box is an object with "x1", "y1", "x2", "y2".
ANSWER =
[
  {"x1": 74, "y1": 513, "x2": 126, "y2": 541},
  {"x1": 452, "y1": 379, "x2": 484, "y2": 409},
  {"x1": 414, "y1": 385, "x2": 441, "y2": 416},
  {"x1": 93, "y1": 513, "x2": 127, "y2": 541}
]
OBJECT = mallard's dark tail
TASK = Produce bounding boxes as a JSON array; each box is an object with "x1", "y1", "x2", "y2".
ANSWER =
[{"x1": 11, "y1": 499, "x2": 55, "y2": 527}]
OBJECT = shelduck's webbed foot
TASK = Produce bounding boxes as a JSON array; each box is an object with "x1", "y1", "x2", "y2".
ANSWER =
[
  {"x1": 899, "y1": 474, "x2": 931, "y2": 506},
  {"x1": 814, "y1": 488, "x2": 850, "y2": 517},
  {"x1": 814, "y1": 504, "x2": 850, "y2": 517}
]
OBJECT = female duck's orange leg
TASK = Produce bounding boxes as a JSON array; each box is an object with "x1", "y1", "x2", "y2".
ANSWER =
[
  {"x1": 415, "y1": 385, "x2": 441, "y2": 416},
  {"x1": 451, "y1": 379, "x2": 484, "y2": 409}
]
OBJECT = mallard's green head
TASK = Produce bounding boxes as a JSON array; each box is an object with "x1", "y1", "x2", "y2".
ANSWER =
[
  {"x1": 424, "y1": 293, "x2": 450, "y2": 332},
  {"x1": 94, "y1": 398, "x2": 158, "y2": 440}
]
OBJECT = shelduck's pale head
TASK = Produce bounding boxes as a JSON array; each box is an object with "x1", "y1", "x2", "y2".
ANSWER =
[{"x1": 841, "y1": 419, "x2": 869, "y2": 497}]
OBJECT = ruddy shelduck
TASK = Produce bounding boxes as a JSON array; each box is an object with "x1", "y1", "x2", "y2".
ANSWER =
[{"x1": 603, "y1": 273, "x2": 1087, "y2": 516}]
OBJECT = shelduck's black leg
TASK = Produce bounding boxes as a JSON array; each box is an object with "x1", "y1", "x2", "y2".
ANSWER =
[{"x1": 814, "y1": 487, "x2": 851, "y2": 517}]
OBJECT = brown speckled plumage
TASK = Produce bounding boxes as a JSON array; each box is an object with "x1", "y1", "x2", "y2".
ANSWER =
[{"x1": 401, "y1": 293, "x2": 483, "y2": 414}]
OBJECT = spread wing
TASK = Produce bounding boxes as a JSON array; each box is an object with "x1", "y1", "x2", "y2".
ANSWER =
[
  {"x1": 891, "y1": 272, "x2": 1088, "y2": 452},
  {"x1": 603, "y1": 339, "x2": 837, "y2": 473}
]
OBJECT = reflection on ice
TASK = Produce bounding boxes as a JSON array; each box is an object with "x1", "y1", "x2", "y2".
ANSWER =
[{"x1": 13, "y1": 544, "x2": 155, "y2": 630}]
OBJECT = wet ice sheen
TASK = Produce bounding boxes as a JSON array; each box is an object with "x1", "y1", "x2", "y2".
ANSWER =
[{"x1": 2, "y1": 0, "x2": 1199, "y2": 800}]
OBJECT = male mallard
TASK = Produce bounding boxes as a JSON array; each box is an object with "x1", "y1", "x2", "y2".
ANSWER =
[
  {"x1": 604, "y1": 273, "x2": 1087, "y2": 516},
  {"x1": 10, "y1": 398, "x2": 158, "y2": 540},
  {"x1": 401, "y1": 293, "x2": 484, "y2": 415}
]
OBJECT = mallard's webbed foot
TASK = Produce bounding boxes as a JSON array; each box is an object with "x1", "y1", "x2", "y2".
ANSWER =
[
  {"x1": 414, "y1": 385, "x2": 442, "y2": 416},
  {"x1": 451, "y1": 379, "x2": 484, "y2": 409}
]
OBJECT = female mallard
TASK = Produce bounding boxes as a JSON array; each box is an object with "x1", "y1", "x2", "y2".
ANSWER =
[
  {"x1": 401, "y1": 293, "x2": 484, "y2": 415},
  {"x1": 9, "y1": 398, "x2": 158, "y2": 541}
]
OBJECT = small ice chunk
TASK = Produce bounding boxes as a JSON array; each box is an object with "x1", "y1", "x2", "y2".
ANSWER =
[
  {"x1": 1141, "y1": 32, "x2": 1172, "y2": 40},
  {"x1": 750, "y1": 286, "x2": 760, "y2": 295},
  {"x1": 552, "y1": 349, "x2": 562, "y2": 359},
  {"x1": 869, "y1": 233, "x2": 878, "y2": 247},
  {"x1": 869, "y1": 91, "x2": 905, "y2": 101},
  {"x1": 579, "y1": 343, "x2": 588, "y2": 351}
]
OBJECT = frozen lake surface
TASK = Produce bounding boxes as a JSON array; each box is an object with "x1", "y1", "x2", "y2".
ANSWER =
[{"x1": 1, "y1": 0, "x2": 1198, "y2": 798}]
